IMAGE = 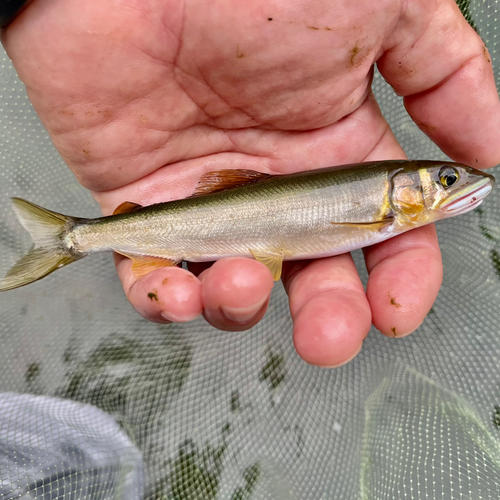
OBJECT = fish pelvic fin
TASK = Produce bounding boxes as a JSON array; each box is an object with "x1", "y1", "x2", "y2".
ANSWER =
[
  {"x1": 0, "y1": 198, "x2": 80, "y2": 291},
  {"x1": 249, "y1": 249, "x2": 284, "y2": 281}
]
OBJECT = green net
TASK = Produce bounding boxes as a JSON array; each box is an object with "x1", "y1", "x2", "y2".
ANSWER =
[{"x1": 361, "y1": 365, "x2": 500, "y2": 499}]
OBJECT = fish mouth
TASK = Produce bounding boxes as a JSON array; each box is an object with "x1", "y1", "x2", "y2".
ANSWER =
[{"x1": 439, "y1": 177, "x2": 494, "y2": 215}]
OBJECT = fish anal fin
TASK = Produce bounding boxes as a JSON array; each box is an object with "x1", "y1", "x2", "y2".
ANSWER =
[
  {"x1": 194, "y1": 169, "x2": 272, "y2": 196},
  {"x1": 115, "y1": 251, "x2": 179, "y2": 278},
  {"x1": 249, "y1": 249, "x2": 284, "y2": 281},
  {"x1": 113, "y1": 202, "x2": 143, "y2": 216},
  {"x1": 331, "y1": 215, "x2": 395, "y2": 232}
]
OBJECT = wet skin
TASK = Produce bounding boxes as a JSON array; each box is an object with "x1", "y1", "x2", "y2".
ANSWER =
[{"x1": 3, "y1": 0, "x2": 500, "y2": 366}]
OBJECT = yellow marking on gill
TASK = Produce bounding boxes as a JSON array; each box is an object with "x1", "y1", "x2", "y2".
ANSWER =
[
  {"x1": 418, "y1": 167, "x2": 441, "y2": 209},
  {"x1": 375, "y1": 178, "x2": 392, "y2": 221}
]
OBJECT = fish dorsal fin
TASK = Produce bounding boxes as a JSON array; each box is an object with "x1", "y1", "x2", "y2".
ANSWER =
[
  {"x1": 249, "y1": 249, "x2": 284, "y2": 281},
  {"x1": 113, "y1": 202, "x2": 143, "y2": 216},
  {"x1": 194, "y1": 169, "x2": 272, "y2": 196},
  {"x1": 331, "y1": 215, "x2": 395, "y2": 232},
  {"x1": 115, "y1": 251, "x2": 179, "y2": 278}
]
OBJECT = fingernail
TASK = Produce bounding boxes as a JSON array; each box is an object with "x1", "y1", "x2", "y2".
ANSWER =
[
  {"x1": 161, "y1": 311, "x2": 198, "y2": 323},
  {"x1": 221, "y1": 296, "x2": 268, "y2": 323},
  {"x1": 319, "y1": 343, "x2": 362, "y2": 368}
]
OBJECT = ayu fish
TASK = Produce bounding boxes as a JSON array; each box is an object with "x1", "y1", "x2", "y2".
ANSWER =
[{"x1": 0, "y1": 160, "x2": 494, "y2": 291}]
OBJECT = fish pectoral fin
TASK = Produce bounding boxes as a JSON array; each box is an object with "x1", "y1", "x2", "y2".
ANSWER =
[
  {"x1": 331, "y1": 215, "x2": 395, "y2": 232},
  {"x1": 193, "y1": 169, "x2": 272, "y2": 196},
  {"x1": 249, "y1": 249, "x2": 284, "y2": 281},
  {"x1": 115, "y1": 251, "x2": 180, "y2": 278},
  {"x1": 394, "y1": 200, "x2": 423, "y2": 218},
  {"x1": 113, "y1": 202, "x2": 143, "y2": 216}
]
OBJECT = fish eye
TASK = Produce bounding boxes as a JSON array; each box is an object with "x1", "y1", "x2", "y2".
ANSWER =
[{"x1": 439, "y1": 167, "x2": 459, "y2": 188}]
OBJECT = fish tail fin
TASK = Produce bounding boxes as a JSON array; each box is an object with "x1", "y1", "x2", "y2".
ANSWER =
[{"x1": 0, "y1": 198, "x2": 80, "y2": 291}]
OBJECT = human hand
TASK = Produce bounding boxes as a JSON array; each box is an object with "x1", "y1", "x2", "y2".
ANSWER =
[{"x1": 3, "y1": 0, "x2": 500, "y2": 366}]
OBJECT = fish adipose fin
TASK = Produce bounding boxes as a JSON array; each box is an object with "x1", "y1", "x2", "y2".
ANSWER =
[
  {"x1": 194, "y1": 169, "x2": 272, "y2": 196},
  {"x1": 113, "y1": 201, "x2": 143, "y2": 215},
  {"x1": 249, "y1": 249, "x2": 284, "y2": 281},
  {"x1": 0, "y1": 198, "x2": 79, "y2": 292},
  {"x1": 331, "y1": 215, "x2": 395, "y2": 232},
  {"x1": 115, "y1": 251, "x2": 180, "y2": 278}
]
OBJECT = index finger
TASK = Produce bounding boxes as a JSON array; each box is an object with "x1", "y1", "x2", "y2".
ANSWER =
[{"x1": 378, "y1": 0, "x2": 500, "y2": 167}]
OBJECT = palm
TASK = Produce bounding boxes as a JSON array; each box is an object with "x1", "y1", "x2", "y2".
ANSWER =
[
  {"x1": 3, "y1": 0, "x2": 500, "y2": 366},
  {"x1": 5, "y1": 0, "x2": 387, "y2": 190}
]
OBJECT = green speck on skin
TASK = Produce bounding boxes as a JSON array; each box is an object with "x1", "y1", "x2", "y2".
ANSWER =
[
  {"x1": 260, "y1": 350, "x2": 286, "y2": 390},
  {"x1": 391, "y1": 327, "x2": 397, "y2": 338},
  {"x1": 388, "y1": 292, "x2": 401, "y2": 308},
  {"x1": 493, "y1": 405, "x2": 500, "y2": 428},
  {"x1": 490, "y1": 249, "x2": 500, "y2": 280},
  {"x1": 148, "y1": 290, "x2": 159, "y2": 301},
  {"x1": 350, "y1": 44, "x2": 360, "y2": 65},
  {"x1": 230, "y1": 390, "x2": 240, "y2": 412},
  {"x1": 25, "y1": 362, "x2": 40, "y2": 383}
]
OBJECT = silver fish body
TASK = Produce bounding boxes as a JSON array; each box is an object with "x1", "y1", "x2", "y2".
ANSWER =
[
  {"x1": 0, "y1": 160, "x2": 495, "y2": 290},
  {"x1": 72, "y1": 163, "x2": 392, "y2": 262}
]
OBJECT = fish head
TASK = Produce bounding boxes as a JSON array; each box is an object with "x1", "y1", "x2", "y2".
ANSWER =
[{"x1": 390, "y1": 162, "x2": 495, "y2": 226}]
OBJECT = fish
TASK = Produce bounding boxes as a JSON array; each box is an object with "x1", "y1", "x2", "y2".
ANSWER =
[{"x1": 0, "y1": 160, "x2": 495, "y2": 291}]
